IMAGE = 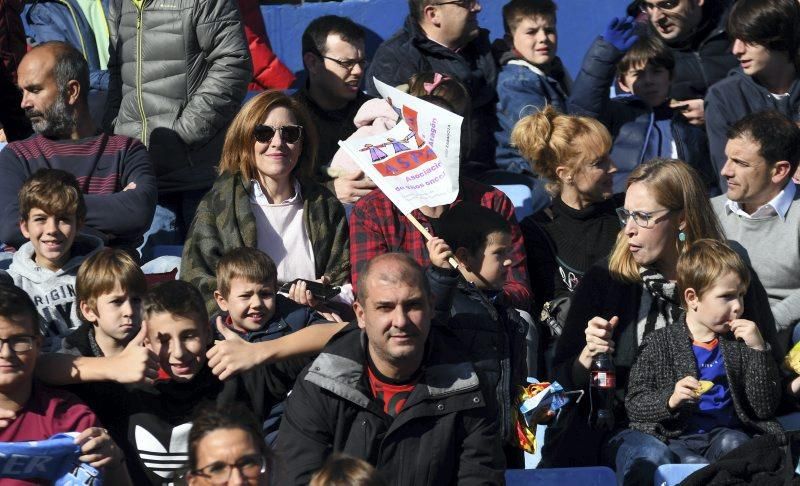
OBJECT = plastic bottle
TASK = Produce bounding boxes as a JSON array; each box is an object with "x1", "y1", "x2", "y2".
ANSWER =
[{"x1": 589, "y1": 352, "x2": 616, "y2": 431}]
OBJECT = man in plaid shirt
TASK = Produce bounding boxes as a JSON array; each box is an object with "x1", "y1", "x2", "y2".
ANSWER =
[{"x1": 350, "y1": 178, "x2": 531, "y2": 310}]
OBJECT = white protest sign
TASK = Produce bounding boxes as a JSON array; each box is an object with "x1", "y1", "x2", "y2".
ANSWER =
[{"x1": 337, "y1": 78, "x2": 463, "y2": 215}]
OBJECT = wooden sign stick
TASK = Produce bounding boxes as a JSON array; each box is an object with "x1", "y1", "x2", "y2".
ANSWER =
[{"x1": 405, "y1": 212, "x2": 460, "y2": 270}]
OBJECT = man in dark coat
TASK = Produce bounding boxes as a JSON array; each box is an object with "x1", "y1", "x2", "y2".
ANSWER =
[
  {"x1": 276, "y1": 253, "x2": 504, "y2": 485},
  {"x1": 641, "y1": 0, "x2": 738, "y2": 126},
  {"x1": 365, "y1": 0, "x2": 498, "y2": 178}
]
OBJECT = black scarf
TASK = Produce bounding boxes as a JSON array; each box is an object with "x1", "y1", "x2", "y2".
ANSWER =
[{"x1": 637, "y1": 267, "x2": 683, "y2": 344}]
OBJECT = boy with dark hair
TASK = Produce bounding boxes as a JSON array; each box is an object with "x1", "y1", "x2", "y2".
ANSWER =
[
  {"x1": 425, "y1": 201, "x2": 530, "y2": 467},
  {"x1": 626, "y1": 239, "x2": 781, "y2": 469},
  {"x1": 3, "y1": 168, "x2": 103, "y2": 352},
  {"x1": 294, "y1": 15, "x2": 375, "y2": 202},
  {"x1": 495, "y1": 0, "x2": 572, "y2": 174},
  {"x1": 93, "y1": 280, "x2": 308, "y2": 485},
  {"x1": 705, "y1": 0, "x2": 800, "y2": 191},
  {"x1": 569, "y1": 20, "x2": 714, "y2": 193},
  {"x1": 0, "y1": 283, "x2": 131, "y2": 484}
]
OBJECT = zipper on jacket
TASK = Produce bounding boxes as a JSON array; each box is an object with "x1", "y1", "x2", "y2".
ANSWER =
[
  {"x1": 135, "y1": 3, "x2": 148, "y2": 144},
  {"x1": 56, "y1": 0, "x2": 89, "y2": 60}
]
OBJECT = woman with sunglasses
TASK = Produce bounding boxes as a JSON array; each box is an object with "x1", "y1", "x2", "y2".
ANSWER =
[
  {"x1": 185, "y1": 404, "x2": 273, "y2": 485},
  {"x1": 541, "y1": 159, "x2": 782, "y2": 482},
  {"x1": 181, "y1": 90, "x2": 349, "y2": 313}
]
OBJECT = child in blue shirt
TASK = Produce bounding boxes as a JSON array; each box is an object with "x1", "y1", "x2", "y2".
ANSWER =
[{"x1": 626, "y1": 239, "x2": 782, "y2": 464}]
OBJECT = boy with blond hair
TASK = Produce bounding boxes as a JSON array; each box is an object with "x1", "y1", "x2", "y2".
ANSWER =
[
  {"x1": 212, "y1": 247, "x2": 327, "y2": 344},
  {"x1": 626, "y1": 239, "x2": 782, "y2": 468},
  {"x1": 3, "y1": 169, "x2": 103, "y2": 351}
]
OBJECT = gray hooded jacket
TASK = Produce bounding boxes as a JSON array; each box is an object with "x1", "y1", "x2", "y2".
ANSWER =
[{"x1": 3, "y1": 234, "x2": 103, "y2": 352}]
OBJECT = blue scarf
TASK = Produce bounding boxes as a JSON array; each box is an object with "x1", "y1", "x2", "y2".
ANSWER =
[{"x1": 0, "y1": 433, "x2": 102, "y2": 485}]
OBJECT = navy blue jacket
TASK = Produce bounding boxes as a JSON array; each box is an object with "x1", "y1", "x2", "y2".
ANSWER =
[
  {"x1": 662, "y1": 0, "x2": 738, "y2": 101},
  {"x1": 705, "y1": 70, "x2": 800, "y2": 191},
  {"x1": 569, "y1": 37, "x2": 716, "y2": 192},
  {"x1": 211, "y1": 294, "x2": 326, "y2": 343},
  {"x1": 495, "y1": 47, "x2": 571, "y2": 174},
  {"x1": 365, "y1": 16, "x2": 498, "y2": 177},
  {"x1": 23, "y1": 0, "x2": 109, "y2": 91}
]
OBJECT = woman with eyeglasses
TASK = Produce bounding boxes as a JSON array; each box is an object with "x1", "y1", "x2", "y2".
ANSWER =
[
  {"x1": 181, "y1": 90, "x2": 350, "y2": 314},
  {"x1": 513, "y1": 107, "x2": 621, "y2": 378},
  {"x1": 185, "y1": 404, "x2": 273, "y2": 485},
  {"x1": 541, "y1": 158, "x2": 782, "y2": 481}
]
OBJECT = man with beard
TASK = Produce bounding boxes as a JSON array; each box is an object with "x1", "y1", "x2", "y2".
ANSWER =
[
  {"x1": 365, "y1": 0, "x2": 499, "y2": 178},
  {"x1": 640, "y1": 0, "x2": 738, "y2": 126},
  {"x1": 0, "y1": 42, "x2": 157, "y2": 259},
  {"x1": 293, "y1": 15, "x2": 377, "y2": 204}
]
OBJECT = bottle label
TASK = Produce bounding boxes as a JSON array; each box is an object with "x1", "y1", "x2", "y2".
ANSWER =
[{"x1": 591, "y1": 371, "x2": 615, "y2": 389}]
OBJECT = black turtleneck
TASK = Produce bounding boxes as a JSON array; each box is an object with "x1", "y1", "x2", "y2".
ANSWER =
[{"x1": 521, "y1": 196, "x2": 621, "y2": 316}]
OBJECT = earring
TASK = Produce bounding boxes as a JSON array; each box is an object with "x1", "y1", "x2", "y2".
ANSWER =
[{"x1": 678, "y1": 231, "x2": 687, "y2": 242}]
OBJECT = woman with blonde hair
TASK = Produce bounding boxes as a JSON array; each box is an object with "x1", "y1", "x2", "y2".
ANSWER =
[
  {"x1": 542, "y1": 158, "x2": 781, "y2": 483},
  {"x1": 513, "y1": 107, "x2": 620, "y2": 376},
  {"x1": 181, "y1": 90, "x2": 350, "y2": 313}
]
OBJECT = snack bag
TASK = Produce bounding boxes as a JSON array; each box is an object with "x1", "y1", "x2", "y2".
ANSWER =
[
  {"x1": 514, "y1": 379, "x2": 575, "y2": 453},
  {"x1": 697, "y1": 380, "x2": 714, "y2": 395},
  {"x1": 784, "y1": 340, "x2": 800, "y2": 374}
]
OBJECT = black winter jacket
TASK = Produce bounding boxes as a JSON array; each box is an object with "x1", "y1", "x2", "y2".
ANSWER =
[
  {"x1": 365, "y1": 16, "x2": 498, "y2": 177},
  {"x1": 103, "y1": 0, "x2": 251, "y2": 193},
  {"x1": 662, "y1": 0, "x2": 738, "y2": 102},
  {"x1": 705, "y1": 70, "x2": 800, "y2": 191},
  {"x1": 568, "y1": 38, "x2": 716, "y2": 193},
  {"x1": 276, "y1": 322, "x2": 505, "y2": 485},
  {"x1": 626, "y1": 316, "x2": 782, "y2": 442},
  {"x1": 426, "y1": 266, "x2": 528, "y2": 444},
  {"x1": 541, "y1": 261, "x2": 782, "y2": 467}
]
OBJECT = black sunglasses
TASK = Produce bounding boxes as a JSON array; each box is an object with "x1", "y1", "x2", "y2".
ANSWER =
[{"x1": 253, "y1": 124, "x2": 303, "y2": 144}]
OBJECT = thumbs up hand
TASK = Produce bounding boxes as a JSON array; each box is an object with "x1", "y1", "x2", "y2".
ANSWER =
[
  {"x1": 206, "y1": 317, "x2": 262, "y2": 381},
  {"x1": 110, "y1": 322, "x2": 160, "y2": 384}
]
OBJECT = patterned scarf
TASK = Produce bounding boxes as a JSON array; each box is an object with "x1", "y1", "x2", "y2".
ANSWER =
[{"x1": 636, "y1": 267, "x2": 683, "y2": 345}]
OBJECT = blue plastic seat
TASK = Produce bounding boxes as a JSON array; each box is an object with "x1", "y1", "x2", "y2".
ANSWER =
[
  {"x1": 494, "y1": 184, "x2": 535, "y2": 221},
  {"x1": 778, "y1": 412, "x2": 800, "y2": 431},
  {"x1": 506, "y1": 466, "x2": 616, "y2": 485},
  {"x1": 653, "y1": 463, "x2": 707, "y2": 486}
]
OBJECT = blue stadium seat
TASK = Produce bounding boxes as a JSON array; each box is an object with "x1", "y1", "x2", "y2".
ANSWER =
[
  {"x1": 778, "y1": 412, "x2": 800, "y2": 431},
  {"x1": 653, "y1": 463, "x2": 707, "y2": 486},
  {"x1": 494, "y1": 184, "x2": 535, "y2": 221},
  {"x1": 152, "y1": 245, "x2": 184, "y2": 258},
  {"x1": 505, "y1": 466, "x2": 616, "y2": 485}
]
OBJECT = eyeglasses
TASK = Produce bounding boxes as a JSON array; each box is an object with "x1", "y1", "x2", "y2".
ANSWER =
[
  {"x1": 253, "y1": 124, "x2": 303, "y2": 144},
  {"x1": 188, "y1": 454, "x2": 267, "y2": 485},
  {"x1": 320, "y1": 55, "x2": 368, "y2": 72},
  {"x1": 0, "y1": 336, "x2": 36, "y2": 353},
  {"x1": 616, "y1": 207, "x2": 673, "y2": 228},
  {"x1": 638, "y1": 0, "x2": 680, "y2": 13},
  {"x1": 431, "y1": 0, "x2": 479, "y2": 8}
]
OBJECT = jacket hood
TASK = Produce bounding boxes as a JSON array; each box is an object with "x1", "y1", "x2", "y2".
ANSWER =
[
  {"x1": 305, "y1": 322, "x2": 480, "y2": 410},
  {"x1": 9, "y1": 234, "x2": 104, "y2": 283}
]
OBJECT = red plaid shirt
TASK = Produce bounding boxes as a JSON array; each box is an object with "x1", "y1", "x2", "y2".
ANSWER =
[{"x1": 349, "y1": 178, "x2": 532, "y2": 309}]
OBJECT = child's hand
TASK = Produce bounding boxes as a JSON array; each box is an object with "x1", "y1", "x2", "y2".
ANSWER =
[
  {"x1": 207, "y1": 317, "x2": 259, "y2": 380},
  {"x1": 75, "y1": 427, "x2": 123, "y2": 468},
  {"x1": 668, "y1": 375, "x2": 700, "y2": 411},
  {"x1": 670, "y1": 98, "x2": 705, "y2": 125},
  {"x1": 112, "y1": 323, "x2": 160, "y2": 384},
  {"x1": 730, "y1": 319, "x2": 765, "y2": 351},
  {"x1": 426, "y1": 237, "x2": 454, "y2": 270},
  {"x1": 602, "y1": 16, "x2": 639, "y2": 52}
]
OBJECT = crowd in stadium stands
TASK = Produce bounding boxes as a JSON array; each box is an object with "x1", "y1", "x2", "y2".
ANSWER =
[{"x1": 1, "y1": 0, "x2": 800, "y2": 484}]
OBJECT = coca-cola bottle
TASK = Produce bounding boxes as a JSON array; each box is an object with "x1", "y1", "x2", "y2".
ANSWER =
[{"x1": 589, "y1": 352, "x2": 616, "y2": 431}]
